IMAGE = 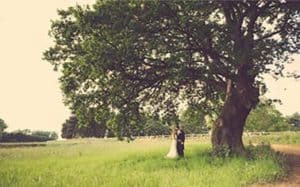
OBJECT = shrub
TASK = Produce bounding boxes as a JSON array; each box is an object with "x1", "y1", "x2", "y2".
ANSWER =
[{"x1": 1, "y1": 132, "x2": 51, "y2": 142}]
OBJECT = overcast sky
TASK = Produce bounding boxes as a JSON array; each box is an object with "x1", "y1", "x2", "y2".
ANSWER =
[{"x1": 0, "y1": 0, "x2": 299, "y2": 134}]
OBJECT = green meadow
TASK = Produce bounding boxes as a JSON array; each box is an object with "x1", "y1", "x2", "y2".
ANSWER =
[{"x1": 0, "y1": 137, "x2": 288, "y2": 187}]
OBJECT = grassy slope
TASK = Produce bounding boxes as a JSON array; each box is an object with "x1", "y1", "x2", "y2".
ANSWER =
[{"x1": 0, "y1": 138, "x2": 286, "y2": 187}]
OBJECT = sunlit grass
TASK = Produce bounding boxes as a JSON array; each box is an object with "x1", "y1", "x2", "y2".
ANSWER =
[{"x1": 0, "y1": 138, "x2": 286, "y2": 187}]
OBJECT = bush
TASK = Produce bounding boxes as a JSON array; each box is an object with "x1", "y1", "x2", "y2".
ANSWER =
[
  {"x1": 1, "y1": 132, "x2": 52, "y2": 142},
  {"x1": 246, "y1": 143, "x2": 286, "y2": 170},
  {"x1": 211, "y1": 145, "x2": 232, "y2": 158},
  {"x1": 31, "y1": 131, "x2": 58, "y2": 141}
]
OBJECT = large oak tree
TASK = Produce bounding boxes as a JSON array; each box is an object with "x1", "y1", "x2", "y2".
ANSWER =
[{"x1": 44, "y1": 0, "x2": 300, "y2": 154}]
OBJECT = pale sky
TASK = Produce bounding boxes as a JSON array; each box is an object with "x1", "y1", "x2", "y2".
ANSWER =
[{"x1": 0, "y1": 1, "x2": 299, "y2": 134}]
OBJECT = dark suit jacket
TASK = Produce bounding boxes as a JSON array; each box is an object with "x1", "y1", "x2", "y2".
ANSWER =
[{"x1": 177, "y1": 130, "x2": 185, "y2": 149}]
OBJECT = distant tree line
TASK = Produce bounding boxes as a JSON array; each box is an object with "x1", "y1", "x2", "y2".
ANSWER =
[
  {"x1": 2, "y1": 97, "x2": 299, "y2": 142},
  {"x1": 61, "y1": 99, "x2": 300, "y2": 139},
  {"x1": 245, "y1": 101, "x2": 300, "y2": 132},
  {"x1": 0, "y1": 120, "x2": 58, "y2": 142},
  {"x1": 61, "y1": 107, "x2": 209, "y2": 139},
  {"x1": 61, "y1": 116, "x2": 110, "y2": 139},
  {"x1": 61, "y1": 115, "x2": 172, "y2": 139}
]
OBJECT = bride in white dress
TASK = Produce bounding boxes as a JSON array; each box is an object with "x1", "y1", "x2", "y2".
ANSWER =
[{"x1": 166, "y1": 127, "x2": 179, "y2": 158}]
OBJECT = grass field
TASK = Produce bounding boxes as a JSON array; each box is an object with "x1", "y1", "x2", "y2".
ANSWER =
[
  {"x1": 0, "y1": 137, "x2": 288, "y2": 187},
  {"x1": 243, "y1": 131, "x2": 300, "y2": 145}
]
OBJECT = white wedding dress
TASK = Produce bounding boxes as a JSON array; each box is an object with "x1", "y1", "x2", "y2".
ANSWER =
[{"x1": 166, "y1": 137, "x2": 178, "y2": 158}]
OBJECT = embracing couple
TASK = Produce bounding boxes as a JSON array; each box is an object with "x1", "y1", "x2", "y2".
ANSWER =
[{"x1": 166, "y1": 125, "x2": 185, "y2": 158}]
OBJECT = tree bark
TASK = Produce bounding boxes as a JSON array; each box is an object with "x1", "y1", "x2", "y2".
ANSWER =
[{"x1": 211, "y1": 77, "x2": 259, "y2": 155}]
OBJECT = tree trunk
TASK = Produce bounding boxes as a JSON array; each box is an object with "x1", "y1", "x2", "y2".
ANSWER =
[{"x1": 211, "y1": 78, "x2": 259, "y2": 155}]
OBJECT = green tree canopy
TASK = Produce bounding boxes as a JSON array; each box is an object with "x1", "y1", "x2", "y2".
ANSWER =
[
  {"x1": 62, "y1": 116, "x2": 108, "y2": 139},
  {"x1": 245, "y1": 100, "x2": 290, "y2": 132},
  {"x1": 180, "y1": 105, "x2": 208, "y2": 134},
  {"x1": 287, "y1": 112, "x2": 300, "y2": 130},
  {"x1": 61, "y1": 116, "x2": 78, "y2": 139},
  {"x1": 0, "y1": 118, "x2": 8, "y2": 140},
  {"x1": 142, "y1": 115, "x2": 169, "y2": 136},
  {"x1": 0, "y1": 118, "x2": 7, "y2": 132},
  {"x1": 44, "y1": 0, "x2": 300, "y2": 154}
]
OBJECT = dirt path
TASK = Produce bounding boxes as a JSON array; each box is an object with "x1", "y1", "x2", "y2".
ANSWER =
[{"x1": 251, "y1": 144, "x2": 300, "y2": 187}]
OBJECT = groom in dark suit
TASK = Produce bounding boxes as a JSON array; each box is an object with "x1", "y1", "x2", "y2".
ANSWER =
[{"x1": 176, "y1": 125, "x2": 185, "y2": 157}]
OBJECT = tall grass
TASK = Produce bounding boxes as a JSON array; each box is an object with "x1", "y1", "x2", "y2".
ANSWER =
[
  {"x1": 243, "y1": 131, "x2": 300, "y2": 145},
  {"x1": 0, "y1": 139, "x2": 285, "y2": 187}
]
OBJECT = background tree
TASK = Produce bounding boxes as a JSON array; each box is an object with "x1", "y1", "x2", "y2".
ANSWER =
[
  {"x1": 44, "y1": 1, "x2": 300, "y2": 154},
  {"x1": 31, "y1": 131, "x2": 58, "y2": 141},
  {"x1": 141, "y1": 115, "x2": 169, "y2": 136},
  {"x1": 0, "y1": 118, "x2": 7, "y2": 131},
  {"x1": 287, "y1": 112, "x2": 300, "y2": 131},
  {"x1": 61, "y1": 116, "x2": 78, "y2": 139},
  {"x1": 180, "y1": 105, "x2": 208, "y2": 134},
  {"x1": 0, "y1": 118, "x2": 8, "y2": 140},
  {"x1": 62, "y1": 116, "x2": 109, "y2": 139},
  {"x1": 245, "y1": 100, "x2": 290, "y2": 132}
]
